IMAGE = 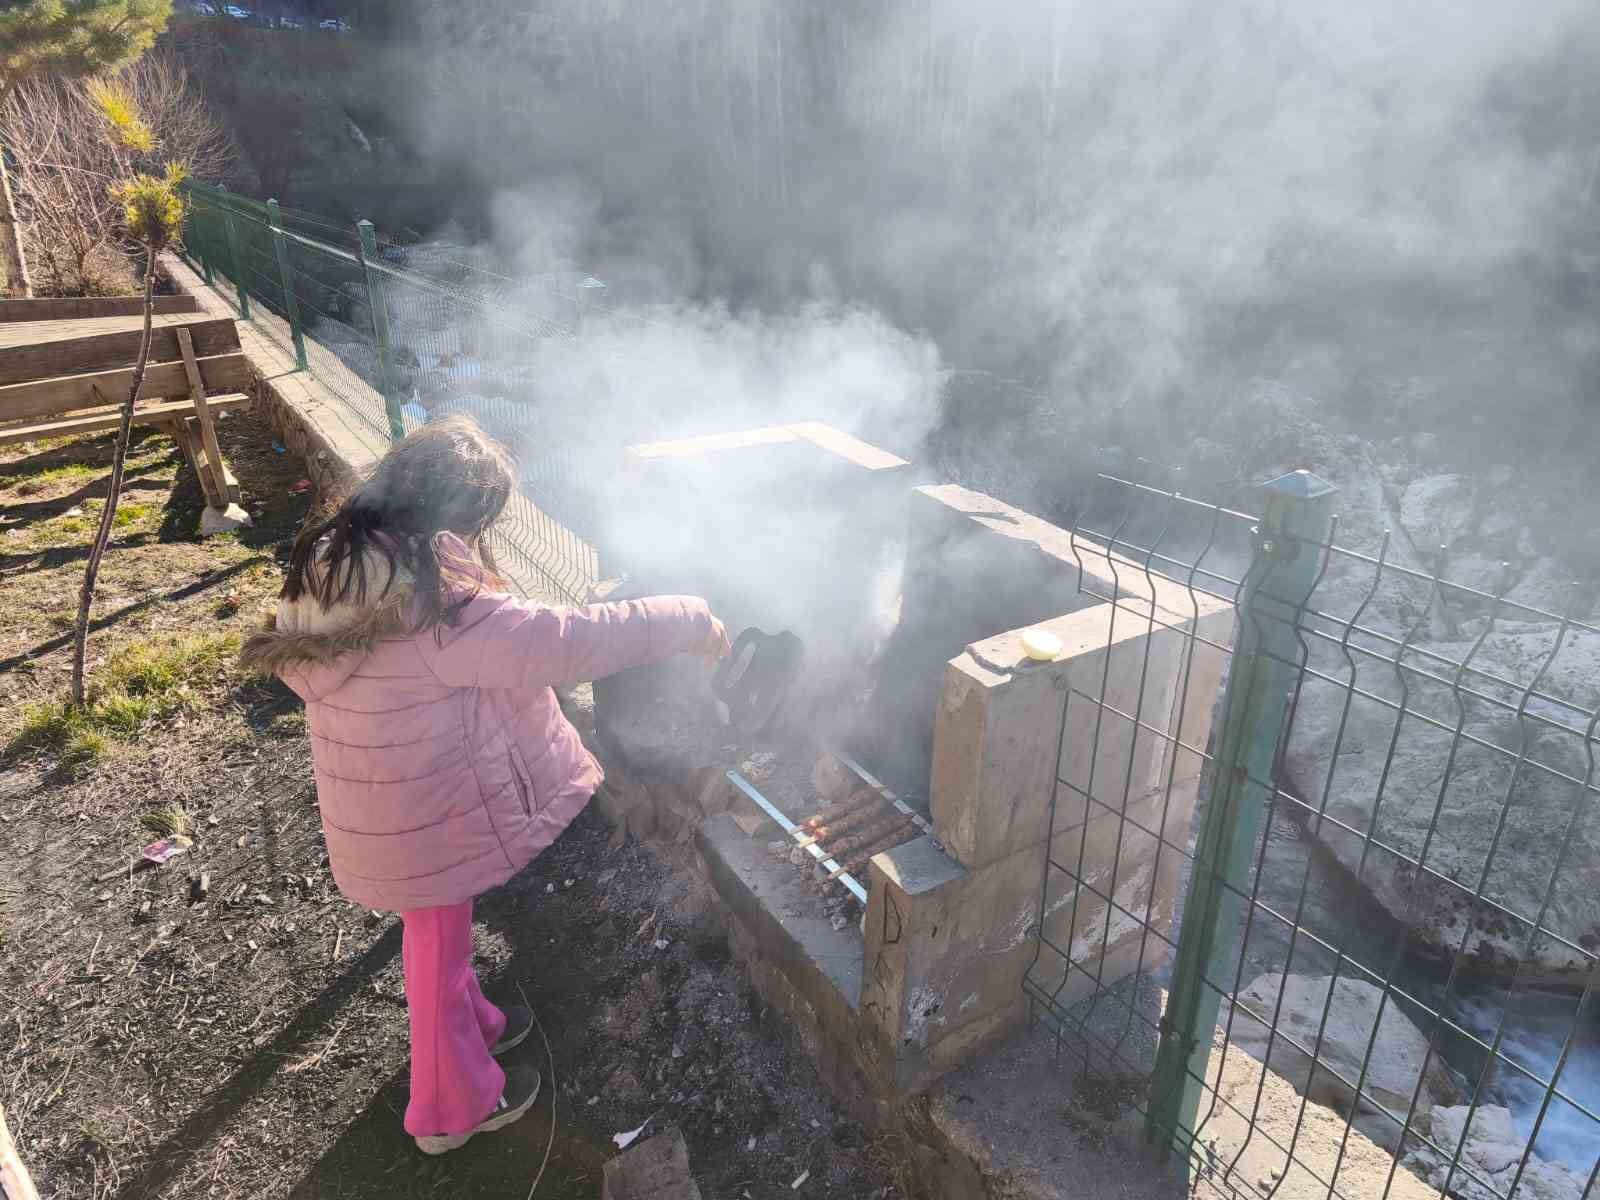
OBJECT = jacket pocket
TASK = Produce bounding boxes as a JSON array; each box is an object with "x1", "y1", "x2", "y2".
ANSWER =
[{"x1": 507, "y1": 749, "x2": 534, "y2": 817}]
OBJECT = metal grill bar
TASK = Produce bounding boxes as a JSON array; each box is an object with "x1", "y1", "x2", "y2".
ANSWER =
[{"x1": 725, "y1": 770, "x2": 870, "y2": 904}]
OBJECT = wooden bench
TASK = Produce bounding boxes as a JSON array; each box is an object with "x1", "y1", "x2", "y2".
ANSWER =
[
  {"x1": 0, "y1": 295, "x2": 199, "y2": 322},
  {"x1": 0, "y1": 315, "x2": 250, "y2": 508}
]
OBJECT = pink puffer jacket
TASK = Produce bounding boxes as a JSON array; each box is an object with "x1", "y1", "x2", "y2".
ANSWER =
[{"x1": 241, "y1": 533, "x2": 714, "y2": 911}]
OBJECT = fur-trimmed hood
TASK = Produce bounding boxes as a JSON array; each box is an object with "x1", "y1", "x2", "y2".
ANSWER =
[{"x1": 239, "y1": 542, "x2": 415, "y2": 700}]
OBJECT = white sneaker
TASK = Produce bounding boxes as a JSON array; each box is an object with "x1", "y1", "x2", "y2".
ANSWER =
[{"x1": 413, "y1": 1064, "x2": 542, "y2": 1155}]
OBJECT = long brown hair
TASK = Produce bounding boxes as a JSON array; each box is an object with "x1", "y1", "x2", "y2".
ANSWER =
[{"x1": 283, "y1": 416, "x2": 516, "y2": 631}]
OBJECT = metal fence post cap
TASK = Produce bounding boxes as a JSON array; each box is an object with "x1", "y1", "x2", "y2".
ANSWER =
[{"x1": 1258, "y1": 469, "x2": 1337, "y2": 500}]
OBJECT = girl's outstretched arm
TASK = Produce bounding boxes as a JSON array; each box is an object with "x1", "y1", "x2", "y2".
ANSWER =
[{"x1": 419, "y1": 592, "x2": 727, "y2": 689}]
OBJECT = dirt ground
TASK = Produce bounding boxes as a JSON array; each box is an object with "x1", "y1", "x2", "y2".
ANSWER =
[{"x1": 0, "y1": 407, "x2": 903, "y2": 1198}]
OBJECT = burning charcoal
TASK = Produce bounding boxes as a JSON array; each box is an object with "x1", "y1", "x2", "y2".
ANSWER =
[{"x1": 738, "y1": 752, "x2": 777, "y2": 785}]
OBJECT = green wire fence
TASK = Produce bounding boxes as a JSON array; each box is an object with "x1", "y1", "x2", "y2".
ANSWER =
[{"x1": 179, "y1": 180, "x2": 606, "y2": 604}]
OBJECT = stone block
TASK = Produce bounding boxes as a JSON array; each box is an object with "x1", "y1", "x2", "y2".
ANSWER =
[
  {"x1": 602, "y1": 1128, "x2": 701, "y2": 1200},
  {"x1": 933, "y1": 602, "x2": 1187, "y2": 872},
  {"x1": 1030, "y1": 781, "x2": 1194, "y2": 1006},
  {"x1": 1053, "y1": 624, "x2": 1187, "y2": 826}
]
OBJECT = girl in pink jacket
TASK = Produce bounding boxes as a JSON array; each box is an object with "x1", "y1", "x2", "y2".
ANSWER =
[{"x1": 242, "y1": 417, "x2": 727, "y2": 1154}]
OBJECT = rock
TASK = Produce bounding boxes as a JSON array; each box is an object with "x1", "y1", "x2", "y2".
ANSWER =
[
  {"x1": 595, "y1": 779, "x2": 658, "y2": 840},
  {"x1": 811, "y1": 752, "x2": 855, "y2": 803},
  {"x1": 602, "y1": 1127, "x2": 702, "y2": 1200},
  {"x1": 1410, "y1": 1105, "x2": 1585, "y2": 1200},
  {"x1": 1231, "y1": 973, "x2": 1457, "y2": 1140},
  {"x1": 200, "y1": 504, "x2": 253, "y2": 536},
  {"x1": 1506, "y1": 557, "x2": 1579, "y2": 618},
  {"x1": 1285, "y1": 621, "x2": 1600, "y2": 980},
  {"x1": 1399, "y1": 474, "x2": 1474, "y2": 553}
]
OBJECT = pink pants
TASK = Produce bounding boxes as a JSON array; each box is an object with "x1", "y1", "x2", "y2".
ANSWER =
[{"x1": 399, "y1": 900, "x2": 508, "y2": 1137}]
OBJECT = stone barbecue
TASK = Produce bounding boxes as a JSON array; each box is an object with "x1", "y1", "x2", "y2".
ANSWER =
[{"x1": 586, "y1": 423, "x2": 1231, "y2": 1119}]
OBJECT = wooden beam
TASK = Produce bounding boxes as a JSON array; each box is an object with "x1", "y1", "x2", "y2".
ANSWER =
[
  {"x1": 0, "y1": 294, "x2": 199, "y2": 322},
  {"x1": 177, "y1": 327, "x2": 239, "y2": 506},
  {"x1": 0, "y1": 353, "x2": 251, "y2": 423},
  {"x1": 180, "y1": 416, "x2": 222, "y2": 505},
  {"x1": 0, "y1": 317, "x2": 240, "y2": 386},
  {"x1": 0, "y1": 393, "x2": 249, "y2": 446},
  {"x1": 0, "y1": 1103, "x2": 39, "y2": 1200},
  {"x1": 157, "y1": 416, "x2": 220, "y2": 506}
]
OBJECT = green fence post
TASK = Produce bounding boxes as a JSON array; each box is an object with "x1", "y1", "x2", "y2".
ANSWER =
[
  {"x1": 218, "y1": 186, "x2": 249, "y2": 319},
  {"x1": 266, "y1": 199, "x2": 308, "y2": 370},
  {"x1": 197, "y1": 222, "x2": 214, "y2": 285},
  {"x1": 193, "y1": 192, "x2": 214, "y2": 285},
  {"x1": 357, "y1": 219, "x2": 405, "y2": 441},
  {"x1": 1145, "y1": 468, "x2": 1336, "y2": 1165}
]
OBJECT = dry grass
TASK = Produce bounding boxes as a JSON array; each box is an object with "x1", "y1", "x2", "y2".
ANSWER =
[
  {"x1": 140, "y1": 801, "x2": 192, "y2": 839},
  {"x1": 7, "y1": 630, "x2": 243, "y2": 766},
  {"x1": 0, "y1": 416, "x2": 296, "y2": 756}
]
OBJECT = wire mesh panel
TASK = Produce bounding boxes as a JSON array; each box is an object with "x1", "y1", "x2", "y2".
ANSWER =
[
  {"x1": 1024, "y1": 471, "x2": 1599, "y2": 1200},
  {"x1": 179, "y1": 183, "x2": 602, "y2": 605}
]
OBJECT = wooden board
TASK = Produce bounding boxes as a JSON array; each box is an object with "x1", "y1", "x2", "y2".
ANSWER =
[
  {"x1": 0, "y1": 353, "x2": 251, "y2": 423},
  {"x1": 0, "y1": 393, "x2": 249, "y2": 447},
  {"x1": 177, "y1": 327, "x2": 239, "y2": 506},
  {"x1": 179, "y1": 416, "x2": 221, "y2": 506},
  {"x1": 0, "y1": 317, "x2": 240, "y2": 387},
  {"x1": 0, "y1": 295, "x2": 199, "y2": 322}
]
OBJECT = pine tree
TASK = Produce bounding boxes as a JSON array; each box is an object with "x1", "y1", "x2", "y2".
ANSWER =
[{"x1": 0, "y1": 0, "x2": 173, "y2": 297}]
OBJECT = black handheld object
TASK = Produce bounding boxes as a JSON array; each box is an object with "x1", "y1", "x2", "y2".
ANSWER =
[{"x1": 712, "y1": 627, "x2": 805, "y2": 733}]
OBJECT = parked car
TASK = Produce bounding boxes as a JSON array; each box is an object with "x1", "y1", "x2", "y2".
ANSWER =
[
  {"x1": 277, "y1": 14, "x2": 305, "y2": 28},
  {"x1": 319, "y1": 17, "x2": 351, "y2": 31},
  {"x1": 189, "y1": 0, "x2": 217, "y2": 13},
  {"x1": 224, "y1": 4, "x2": 252, "y2": 18}
]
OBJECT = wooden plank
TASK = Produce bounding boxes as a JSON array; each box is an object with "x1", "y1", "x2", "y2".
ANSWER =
[
  {"x1": 161, "y1": 416, "x2": 216, "y2": 504},
  {"x1": 0, "y1": 295, "x2": 199, "y2": 322},
  {"x1": 0, "y1": 393, "x2": 249, "y2": 446},
  {"x1": 177, "y1": 327, "x2": 238, "y2": 505},
  {"x1": 0, "y1": 317, "x2": 240, "y2": 386},
  {"x1": 177, "y1": 416, "x2": 221, "y2": 506},
  {"x1": 0, "y1": 353, "x2": 251, "y2": 423}
]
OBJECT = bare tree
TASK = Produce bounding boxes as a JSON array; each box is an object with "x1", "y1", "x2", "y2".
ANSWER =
[
  {"x1": 0, "y1": 55, "x2": 232, "y2": 295},
  {"x1": 0, "y1": 1, "x2": 174, "y2": 297},
  {"x1": 123, "y1": 52, "x2": 236, "y2": 183},
  {"x1": 70, "y1": 80, "x2": 190, "y2": 709}
]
